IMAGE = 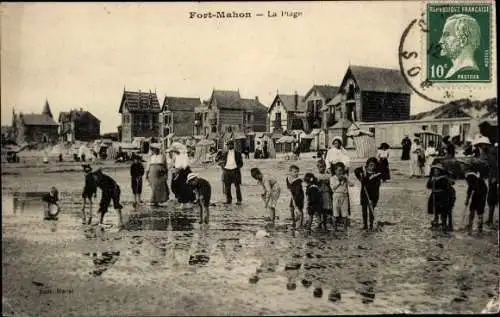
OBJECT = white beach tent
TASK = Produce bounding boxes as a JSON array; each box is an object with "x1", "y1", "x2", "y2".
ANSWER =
[{"x1": 346, "y1": 128, "x2": 376, "y2": 158}]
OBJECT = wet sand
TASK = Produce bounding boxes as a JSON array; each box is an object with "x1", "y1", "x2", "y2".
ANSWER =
[{"x1": 2, "y1": 158, "x2": 499, "y2": 316}]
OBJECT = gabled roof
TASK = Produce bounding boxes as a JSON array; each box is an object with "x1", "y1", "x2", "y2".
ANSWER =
[
  {"x1": 411, "y1": 98, "x2": 498, "y2": 120},
  {"x1": 271, "y1": 94, "x2": 307, "y2": 113},
  {"x1": 344, "y1": 65, "x2": 411, "y2": 94},
  {"x1": 304, "y1": 85, "x2": 340, "y2": 102},
  {"x1": 211, "y1": 90, "x2": 241, "y2": 108},
  {"x1": 162, "y1": 96, "x2": 202, "y2": 111},
  {"x1": 20, "y1": 114, "x2": 59, "y2": 126},
  {"x1": 58, "y1": 110, "x2": 101, "y2": 123},
  {"x1": 237, "y1": 98, "x2": 268, "y2": 112},
  {"x1": 119, "y1": 90, "x2": 161, "y2": 113}
]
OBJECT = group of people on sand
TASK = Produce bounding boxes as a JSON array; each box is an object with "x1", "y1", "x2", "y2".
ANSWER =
[{"x1": 40, "y1": 133, "x2": 497, "y2": 235}]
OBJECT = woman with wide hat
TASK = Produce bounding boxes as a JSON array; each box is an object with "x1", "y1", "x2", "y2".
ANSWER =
[
  {"x1": 376, "y1": 142, "x2": 391, "y2": 182},
  {"x1": 145, "y1": 144, "x2": 169, "y2": 207}
]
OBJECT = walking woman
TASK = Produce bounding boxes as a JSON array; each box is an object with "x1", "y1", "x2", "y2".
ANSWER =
[
  {"x1": 145, "y1": 145, "x2": 169, "y2": 207},
  {"x1": 376, "y1": 143, "x2": 391, "y2": 182},
  {"x1": 424, "y1": 141, "x2": 438, "y2": 177}
]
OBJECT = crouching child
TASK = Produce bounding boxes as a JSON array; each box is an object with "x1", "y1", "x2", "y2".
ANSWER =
[
  {"x1": 354, "y1": 157, "x2": 382, "y2": 231},
  {"x1": 42, "y1": 186, "x2": 60, "y2": 220},
  {"x1": 465, "y1": 171, "x2": 488, "y2": 234},
  {"x1": 186, "y1": 173, "x2": 212, "y2": 224},
  {"x1": 251, "y1": 167, "x2": 281, "y2": 226}
]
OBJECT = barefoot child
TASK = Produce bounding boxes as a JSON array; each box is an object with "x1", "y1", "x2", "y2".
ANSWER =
[
  {"x1": 304, "y1": 173, "x2": 322, "y2": 232},
  {"x1": 426, "y1": 163, "x2": 453, "y2": 232},
  {"x1": 42, "y1": 186, "x2": 60, "y2": 220},
  {"x1": 130, "y1": 155, "x2": 145, "y2": 208},
  {"x1": 317, "y1": 159, "x2": 333, "y2": 230},
  {"x1": 465, "y1": 171, "x2": 488, "y2": 234},
  {"x1": 186, "y1": 173, "x2": 212, "y2": 224},
  {"x1": 251, "y1": 167, "x2": 281, "y2": 226},
  {"x1": 354, "y1": 157, "x2": 382, "y2": 231},
  {"x1": 330, "y1": 162, "x2": 354, "y2": 231},
  {"x1": 286, "y1": 165, "x2": 304, "y2": 228}
]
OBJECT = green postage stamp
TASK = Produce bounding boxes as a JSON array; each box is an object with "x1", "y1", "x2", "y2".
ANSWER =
[{"x1": 427, "y1": 3, "x2": 491, "y2": 82}]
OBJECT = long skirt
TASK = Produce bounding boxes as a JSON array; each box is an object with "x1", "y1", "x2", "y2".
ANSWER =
[
  {"x1": 410, "y1": 155, "x2": 423, "y2": 177},
  {"x1": 379, "y1": 158, "x2": 390, "y2": 180},
  {"x1": 149, "y1": 164, "x2": 169, "y2": 204},
  {"x1": 171, "y1": 167, "x2": 195, "y2": 204}
]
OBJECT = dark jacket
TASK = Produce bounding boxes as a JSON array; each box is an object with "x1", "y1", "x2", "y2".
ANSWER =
[
  {"x1": 220, "y1": 150, "x2": 243, "y2": 170},
  {"x1": 465, "y1": 173, "x2": 487, "y2": 212},
  {"x1": 354, "y1": 166, "x2": 382, "y2": 207},
  {"x1": 83, "y1": 173, "x2": 97, "y2": 199},
  {"x1": 286, "y1": 176, "x2": 304, "y2": 210},
  {"x1": 426, "y1": 175, "x2": 454, "y2": 214},
  {"x1": 305, "y1": 184, "x2": 322, "y2": 215},
  {"x1": 130, "y1": 162, "x2": 145, "y2": 178}
]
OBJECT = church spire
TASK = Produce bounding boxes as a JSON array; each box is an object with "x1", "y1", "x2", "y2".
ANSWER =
[{"x1": 42, "y1": 99, "x2": 53, "y2": 118}]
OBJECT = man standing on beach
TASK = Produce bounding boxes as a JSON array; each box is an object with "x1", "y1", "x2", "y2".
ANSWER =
[{"x1": 220, "y1": 139, "x2": 243, "y2": 205}]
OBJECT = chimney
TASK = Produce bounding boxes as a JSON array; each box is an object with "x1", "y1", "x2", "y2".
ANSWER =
[
  {"x1": 294, "y1": 91, "x2": 299, "y2": 111},
  {"x1": 255, "y1": 96, "x2": 259, "y2": 102},
  {"x1": 80, "y1": 107, "x2": 83, "y2": 112}
]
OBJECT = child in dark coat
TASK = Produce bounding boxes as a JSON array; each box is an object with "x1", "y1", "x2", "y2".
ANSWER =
[
  {"x1": 304, "y1": 173, "x2": 323, "y2": 232},
  {"x1": 354, "y1": 157, "x2": 382, "y2": 231},
  {"x1": 186, "y1": 173, "x2": 212, "y2": 224},
  {"x1": 82, "y1": 164, "x2": 97, "y2": 224},
  {"x1": 426, "y1": 163, "x2": 454, "y2": 232},
  {"x1": 89, "y1": 168, "x2": 124, "y2": 228},
  {"x1": 130, "y1": 155, "x2": 145, "y2": 208},
  {"x1": 465, "y1": 171, "x2": 488, "y2": 234},
  {"x1": 286, "y1": 165, "x2": 304, "y2": 228}
]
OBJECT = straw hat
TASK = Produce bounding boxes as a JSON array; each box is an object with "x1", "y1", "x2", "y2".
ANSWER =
[
  {"x1": 430, "y1": 162, "x2": 445, "y2": 171},
  {"x1": 472, "y1": 136, "x2": 491, "y2": 146},
  {"x1": 186, "y1": 173, "x2": 198, "y2": 183}
]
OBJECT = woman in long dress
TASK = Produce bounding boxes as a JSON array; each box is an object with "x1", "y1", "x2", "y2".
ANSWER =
[
  {"x1": 410, "y1": 138, "x2": 424, "y2": 178},
  {"x1": 145, "y1": 145, "x2": 169, "y2": 206},
  {"x1": 325, "y1": 137, "x2": 351, "y2": 174},
  {"x1": 169, "y1": 148, "x2": 195, "y2": 209}
]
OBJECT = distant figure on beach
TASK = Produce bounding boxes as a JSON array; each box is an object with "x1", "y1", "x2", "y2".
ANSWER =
[
  {"x1": 401, "y1": 135, "x2": 412, "y2": 160},
  {"x1": 377, "y1": 143, "x2": 391, "y2": 182},
  {"x1": 424, "y1": 141, "x2": 438, "y2": 177},
  {"x1": 42, "y1": 186, "x2": 60, "y2": 220},
  {"x1": 410, "y1": 138, "x2": 424, "y2": 178},
  {"x1": 146, "y1": 145, "x2": 169, "y2": 207}
]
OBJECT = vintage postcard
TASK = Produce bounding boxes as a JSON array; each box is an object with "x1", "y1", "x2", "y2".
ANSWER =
[{"x1": 1, "y1": 1, "x2": 498, "y2": 316}]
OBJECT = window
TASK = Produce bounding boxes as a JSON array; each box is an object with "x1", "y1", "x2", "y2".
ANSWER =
[
  {"x1": 430, "y1": 125, "x2": 438, "y2": 133},
  {"x1": 369, "y1": 127, "x2": 376, "y2": 137},
  {"x1": 421, "y1": 125, "x2": 428, "y2": 131},
  {"x1": 227, "y1": 126, "x2": 232, "y2": 133},
  {"x1": 275, "y1": 112, "x2": 282, "y2": 127},
  {"x1": 211, "y1": 126, "x2": 217, "y2": 133},
  {"x1": 123, "y1": 114, "x2": 130, "y2": 124}
]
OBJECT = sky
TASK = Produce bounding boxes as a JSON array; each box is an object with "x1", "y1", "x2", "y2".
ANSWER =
[{"x1": 1, "y1": 2, "x2": 496, "y2": 133}]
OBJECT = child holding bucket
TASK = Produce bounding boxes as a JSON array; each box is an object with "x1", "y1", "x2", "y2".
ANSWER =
[{"x1": 42, "y1": 186, "x2": 60, "y2": 220}]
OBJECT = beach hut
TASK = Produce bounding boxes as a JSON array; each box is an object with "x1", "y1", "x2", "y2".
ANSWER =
[
  {"x1": 193, "y1": 139, "x2": 215, "y2": 164},
  {"x1": 277, "y1": 135, "x2": 297, "y2": 155},
  {"x1": 346, "y1": 128, "x2": 376, "y2": 158},
  {"x1": 414, "y1": 130, "x2": 443, "y2": 150}
]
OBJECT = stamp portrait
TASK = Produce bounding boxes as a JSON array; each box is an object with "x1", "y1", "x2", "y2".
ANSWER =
[{"x1": 427, "y1": 3, "x2": 491, "y2": 82}]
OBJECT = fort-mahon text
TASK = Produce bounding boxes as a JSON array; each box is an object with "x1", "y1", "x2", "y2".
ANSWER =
[{"x1": 189, "y1": 10, "x2": 303, "y2": 19}]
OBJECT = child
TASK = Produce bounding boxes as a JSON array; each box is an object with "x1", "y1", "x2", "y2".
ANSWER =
[
  {"x1": 426, "y1": 163, "x2": 453, "y2": 232},
  {"x1": 354, "y1": 157, "x2": 382, "y2": 231},
  {"x1": 186, "y1": 173, "x2": 212, "y2": 224},
  {"x1": 286, "y1": 165, "x2": 304, "y2": 228},
  {"x1": 42, "y1": 186, "x2": 60, "y2": 220},
  {"x1": 90, "y1": 168, "x2": 124, "y2": 229},
  {"x1": 316, "y1": 159, "x2": 333, "y2": 230},
  {"x1": 303, "y1": 173, "x2": 322, "y2": 232},
  {"x1": 330, "y1": 162, "x2": 354, "y2": 231},
  {"x1": 465, "y1": 171, "x2": 488, "y2": 234},
  {"x1": 130, "y1": 155, "x2": 145, "y2": 208},
  {"x1": 251, "y1": 167, "x2": 281, "y2": 226},
  {"x1": 82, "y1": 164, "x2": 97, "y2": 224}
]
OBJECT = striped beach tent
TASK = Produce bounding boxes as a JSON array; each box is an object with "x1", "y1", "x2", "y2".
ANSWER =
[
  {"x1": 414, "y1": 130, "x2": 442, "y2": 150},
  {"x1": 346, "y1": 129, "x2": 376, "y2": 158}
]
